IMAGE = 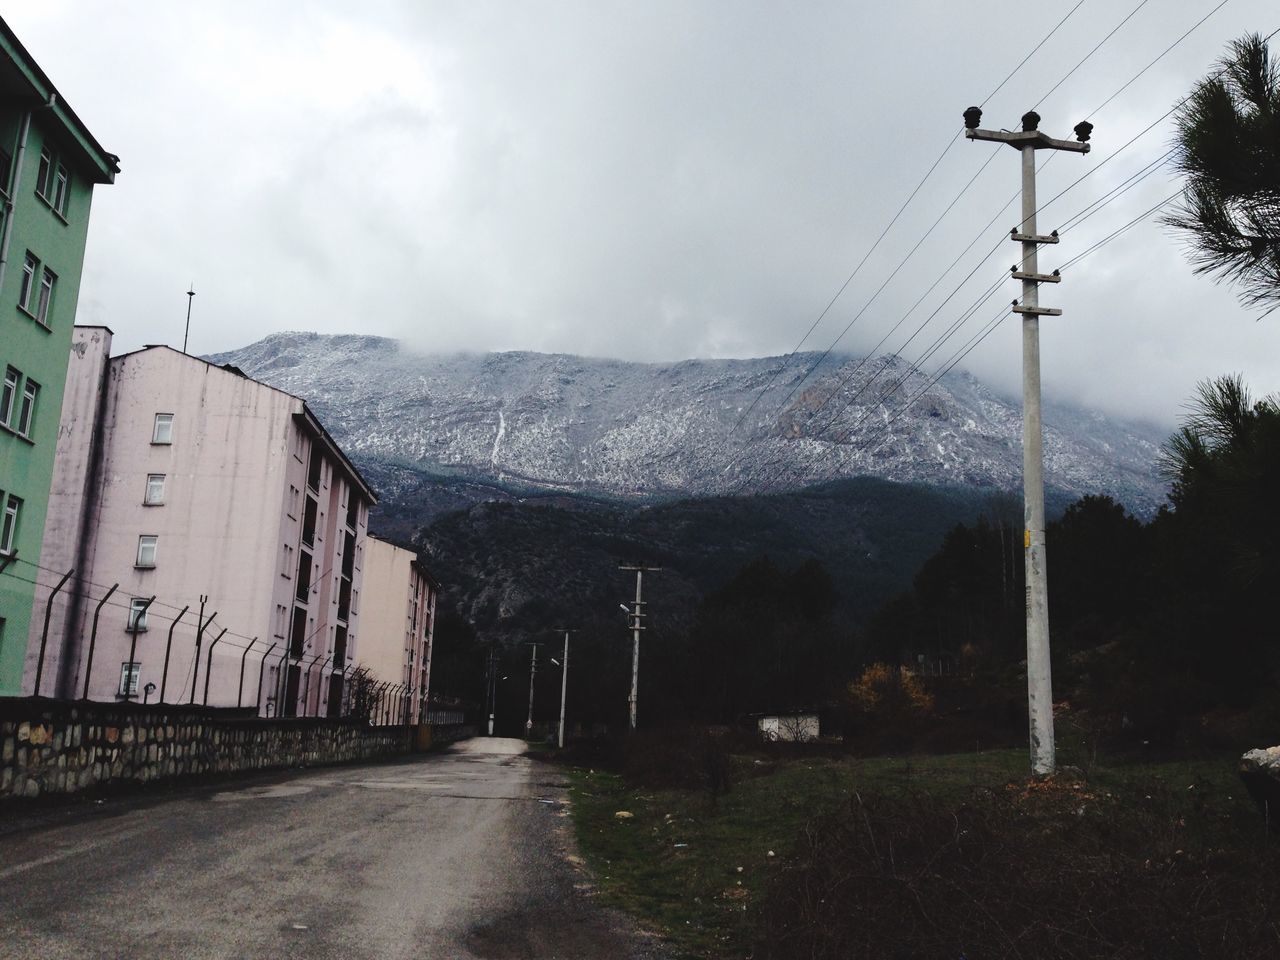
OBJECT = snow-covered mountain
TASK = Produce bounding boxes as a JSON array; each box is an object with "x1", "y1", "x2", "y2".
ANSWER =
[{"x1": 208, "y1": 332, "x2": 1168, "y2": 517}]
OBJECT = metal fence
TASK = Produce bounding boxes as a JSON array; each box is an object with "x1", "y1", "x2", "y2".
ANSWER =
[{"x1": 8, "y1": 555, "x2": 432, "y2": 725}]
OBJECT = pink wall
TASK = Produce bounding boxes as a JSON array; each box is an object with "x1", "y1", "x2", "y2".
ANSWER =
[
  {"x1": 360, "y1": 536, "x2": 435, "y2": 724},
  {"x1": 28, "y1": 337, "x2": 375, "y2": 715}
]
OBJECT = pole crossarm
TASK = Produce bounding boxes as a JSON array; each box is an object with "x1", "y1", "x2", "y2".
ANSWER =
[{"x1": 965, "y1": 127, "x2": 1090, "y2": 153}]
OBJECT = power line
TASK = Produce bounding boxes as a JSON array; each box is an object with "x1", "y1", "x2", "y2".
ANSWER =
[
  {"x1": 1086, "y1": 0, "x2": 1232, "y2": 120},
  {"x1": 856, "y1": 190, "x2": 1182, "y2": 454},
  {"x1": 727, "y1": 16, "x2": 1269, "y2": 497},
  {"x1": 726, "y1": 131, "x2": 963, "y2": 439},
  {"x1": 1032, "y1": 0, "x2": 1152, "y2": 110},
  {"x1": 721, "y1": 4, "x2": 1191, "y2": 490},
  {"x1": 723, "y1": 1, "x2": 1092, "y2": 439},
  {"x1": 735, "y1": 146, "x2": 1181, "y2": 496}
]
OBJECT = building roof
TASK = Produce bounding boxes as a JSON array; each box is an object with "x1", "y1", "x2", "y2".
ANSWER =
[
  {"x1": 0, "y1": 17, "x2": 119, "y2": 183},
  {"x1": 106, "y1": 342, "x2": 378, "y2": 504}
]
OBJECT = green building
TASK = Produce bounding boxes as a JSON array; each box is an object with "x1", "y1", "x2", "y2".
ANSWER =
[{"x1": 0, "y1": 19, "x2": 118, "y2": 695}]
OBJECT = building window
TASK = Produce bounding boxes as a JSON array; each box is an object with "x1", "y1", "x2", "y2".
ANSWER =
[
  {"x1": 18, "y1": 253, "x2": 36, "y2": 311},
  {"x1": 144, "y1": 474, "x2": 165, "y2": 505},
  {"x1": 118, "y1": 662, "x2": 140, "y2": 697},
  {"x1": 281, "y1": 543, "x2": 293, "y2": 578},
  {"x1": 0, "y1": 495, "x2": 19, "y2": 555},
  {"x1": 295, "y1": 549, "x2": 312, "y2": 602},
  {"x1": 35, "y1": 149, "x2": 51, "y2": 198},
  {"x1": 306, "y1": 445, "x2": 322, "y2": 491},
  {"x1": 35, "y1": 268, "x2": 56, "y2": 326},
  {"x1": 152, "y1": 413, "x2": 174, "y2": 444},
  {"x1": 15, "y1": 379, "x2": 37, "y2": 437},
  {"x1": 0, "y1": 147, "x2": 12, "y2": 194},
  {"x1": 0, "y1": 368, "x2": 16, "y2": 427},
  {"x1": 52, "y1": 164, "x2": 69, "y2": 216},
  {"x1": 136, "y1": 535, "x2": 158, "y2": 568},
  {"x1": 302, "y1": 496, "x2": 317, "y2": 546},
  {"x1": 127, "y1": 598, "x2": 150, "y2": 632}
]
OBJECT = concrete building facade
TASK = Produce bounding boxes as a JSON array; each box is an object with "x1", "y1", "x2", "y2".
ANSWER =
[
  {"x1": 359, "y1": 536, "x2": 437, "y2": 725},
  {"x1": 25, "y1": 331, "x2": 377, "y2": 716},
  {"x1": 0, "y1": 18, "x2": 118, "y2": 694}
]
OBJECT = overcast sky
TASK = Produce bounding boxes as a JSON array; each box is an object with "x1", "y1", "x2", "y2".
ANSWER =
[{"x1": 11, "y1": 1, "x2": 1280, "y2": 427}]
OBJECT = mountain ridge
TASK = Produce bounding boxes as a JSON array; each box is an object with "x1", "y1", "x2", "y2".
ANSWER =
[{"x1": 208, "y1": 331, "x2": 1168, "y2": 523}]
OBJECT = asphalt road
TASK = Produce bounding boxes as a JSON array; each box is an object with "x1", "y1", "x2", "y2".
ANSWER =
[{"x1": 0, "y1": 738, "x2": 668, "y2": 960}]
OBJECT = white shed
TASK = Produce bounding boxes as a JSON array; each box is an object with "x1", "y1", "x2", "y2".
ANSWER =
[{"x1": 757, "y1": 714, "x2": 820, "y2": 742}]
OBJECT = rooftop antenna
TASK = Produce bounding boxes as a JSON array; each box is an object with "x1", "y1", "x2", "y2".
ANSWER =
[{"x1": 182, "y1": 283, "x2": 195, "y2": 354}]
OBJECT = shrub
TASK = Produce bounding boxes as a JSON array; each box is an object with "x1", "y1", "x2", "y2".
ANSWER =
[
  {"x1": 621, "y1": 727, "x2": 734, "y2": 802},
  {"x1": 756, "y1": 786, "x2": 1280, "y2": 959}
]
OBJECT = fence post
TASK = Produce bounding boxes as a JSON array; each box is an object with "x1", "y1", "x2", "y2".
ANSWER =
[
  {"x1": 383, "y1": 685, "x2": 397, "y2": 726},
  {"x1": 313, "y1": 655, "x2": 332, "y2": 716},
  {"x1": 394, "y1": 684, "x2": 407, "y2": 725},
  {"x1": 159, "y1": 605, "x2": 189, "y2": 704},
  {"x1": 81, "y1": 583, "x2": 119, "y2": 700},
  {"x1": 33, "y1": 568, "x2": 74, "y2": 697},
  {"x1": 201, "y1": 627, "x2": 229, "y2": 705},
  {"x1": 122, "y1": 595, "x2": 156, "y2": 702},
  {"x1": 237, "y1": 637, "x2": 259, "y2": 709},
  {"x1": 254, "y1": 642, "x2": 277, "y2": 713},
  {"x1": 274, "y1": 646, "x2": 290, "y2": 716},
  {"x1": 189, "y1": 599, "x2": 216, "y2": 705},
  {"x1": 300, "y1": 653, "x2": 321, "y2": 717}
]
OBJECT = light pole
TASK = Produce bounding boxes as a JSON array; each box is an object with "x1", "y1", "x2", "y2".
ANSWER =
[
  {"x1": 525, "y1": 644, "x2": 539, "y2": 738},
  {"x1": 486, "y1": 647, "x2": 498, "y2": 736},
  {"x1": 963, "y1": 106, "x2": 1091, "y2": 776}
]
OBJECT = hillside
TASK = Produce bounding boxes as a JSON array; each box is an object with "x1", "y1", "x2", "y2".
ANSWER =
[{"x1": 208, "y1": 333, "x2": 1168, "y2": 534}]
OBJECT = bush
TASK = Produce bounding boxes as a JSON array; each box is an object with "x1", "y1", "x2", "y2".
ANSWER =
[
  {"x1": 756, "y1": 785, "x2": 1280, "y2": 959},
  {"x1": 848, "y1": 663, "x2": 934, "y2": 719},
  {"x1": 621, "y1": 727, "x2": 734, "y2": 802},
  {"x1": 843, "y1": 663, "x2": 935, "y2": 752}
]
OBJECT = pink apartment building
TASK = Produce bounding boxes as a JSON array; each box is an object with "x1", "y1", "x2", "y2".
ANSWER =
[
  {"x1": 359, "y1": 536, "x2": 437, "y2": 725},
  {"x1": 25, "y1": 327, "x2": 377, "y2": 716}
]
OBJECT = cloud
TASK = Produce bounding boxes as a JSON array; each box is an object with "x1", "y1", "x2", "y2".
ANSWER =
[{"x1": 10, "y1": 0, "x2": 1280, "y2": 429}]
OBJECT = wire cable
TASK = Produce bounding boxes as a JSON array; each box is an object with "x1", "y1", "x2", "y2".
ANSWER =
[
  {"x1": 727, "y1": 16, "x2": 1270, "y2": 496},
  {"x1": 723, "y1": 1, "x2": 1091, "y2": 439}
]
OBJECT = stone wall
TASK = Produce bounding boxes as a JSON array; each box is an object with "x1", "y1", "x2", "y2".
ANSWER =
[{"x1": 0, "y1": 697, "x2": 416, "y2": 801}]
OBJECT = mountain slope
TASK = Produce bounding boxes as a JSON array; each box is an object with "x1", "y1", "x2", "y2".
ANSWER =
[{"x1": 208, "y1": 332, "x2": 1167, "y2": 523}]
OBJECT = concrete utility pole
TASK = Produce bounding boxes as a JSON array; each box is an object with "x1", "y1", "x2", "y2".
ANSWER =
[
  {"x1": 554, "y1": 629, "x2": 572, "y2": 749},
  {"x1": 525, "y1": 644, "x2": 539, "y2": 738},
  {"x1": 619, "y1": 564, "x2": 661, "y2": 731},
  {"x1": 964, "y1": 107, "x2": 1091, "y2": 776}
]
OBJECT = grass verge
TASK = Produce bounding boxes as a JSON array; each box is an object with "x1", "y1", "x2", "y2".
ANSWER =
[{"x1": 569, "y1": 745, "x2": 1275, "y2": 959}]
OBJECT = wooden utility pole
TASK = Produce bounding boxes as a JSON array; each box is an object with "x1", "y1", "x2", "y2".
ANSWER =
[
  {"x1": 619, "y1": 564, "x2": 660, "y2": 731},
  {"x1": 963, "y1": 106, "x2": 1091, "y2": 776}
]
